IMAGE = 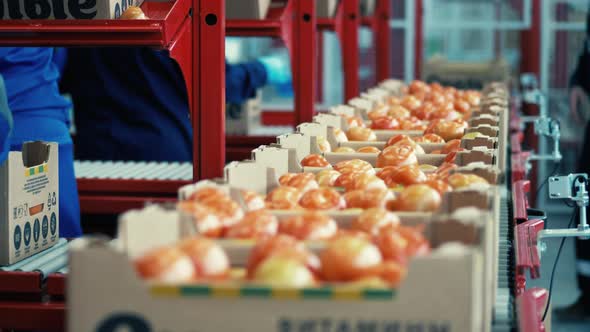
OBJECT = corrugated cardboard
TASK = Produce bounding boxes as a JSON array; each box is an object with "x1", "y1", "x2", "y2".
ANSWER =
[
  {"x1": 226, "y1": 0, "x2": 271, "y2": 19},
  {"x1": 0, "y1": 0, "x2": 144, "y2": 19},
  {"x1": 69, "y1": 205, "x2": 486, "y2": 332},
  {"x1": 0, "y1": 142, "x2": 59, "y2": 265}
]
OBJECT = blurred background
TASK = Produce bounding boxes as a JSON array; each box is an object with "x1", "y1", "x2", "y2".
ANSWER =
[{"x1": 224, "y1": 3, "x2": 590, "y2": 329}]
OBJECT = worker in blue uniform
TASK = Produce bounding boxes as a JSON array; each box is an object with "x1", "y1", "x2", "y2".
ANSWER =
[
  {"x1": 60, "y1": 48, "x2": 291, "y2": 162},
  {"x1": 0, "y1": 74, "x2": 11, "y2": 164},
  {"x1": 0, "y1": 47, "x2": 82, "y2": 238}
]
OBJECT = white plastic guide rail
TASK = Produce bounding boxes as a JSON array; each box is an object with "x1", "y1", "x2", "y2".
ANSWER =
[{"x1": 75, "y1": 161, "x2": 193, "y2": 181}]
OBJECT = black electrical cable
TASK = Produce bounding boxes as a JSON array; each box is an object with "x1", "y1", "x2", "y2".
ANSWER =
[
  {"x1": 534, "y1": 162, "x2": 560, "y2": 206},
  {"x1": 542, "y1": 208, "x2": 577, "y2": 321}
]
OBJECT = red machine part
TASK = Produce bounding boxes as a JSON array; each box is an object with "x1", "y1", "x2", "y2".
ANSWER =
[
  {"x1": 0, "y1": 272, "x2": 42, "y2": 294},
  {"x1": 47, "y1": 274, "x2": 66, "y2": 299},
  {"x1": 517, "y1": 287, "x2": 548, "y2": 332},
  {"x1": 513, "y1": 180, "x2": 531, "y2": 223},
  {"x1": 515, "y1": 218, "x2": 544, "y2": 294},
  {"x1": 511, "y1": 133, "x2": 523, "y2": 154},
  {"x1": 511, "y1": 151, "x2": 530, "y2": 183}
]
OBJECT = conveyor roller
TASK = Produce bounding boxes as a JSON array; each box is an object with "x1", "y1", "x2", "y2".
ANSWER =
[{"x1": 75, "y1": 160, "x2": 193, "y2": 181}]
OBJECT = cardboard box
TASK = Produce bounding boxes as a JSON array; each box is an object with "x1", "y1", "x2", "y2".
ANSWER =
[
  {"x1": 0, "y1": 142, "x2": 59, "y2": 265},
  {"x1": 226, "y1": 96, "x2": 262, "y2": 135},
  {"x1": 226, "y1": 0, "x2": 271, "y2": 19},
  {"x1": 316, "y1": 0, "x2": 339, "y2": 18},
  {"x1": 0, "y1": 0, "x2": 144, "y2": 20},
  {"x1": 69, "y1": 205, "x2": 486, "y2": 332},
  {"x1": 178, "y1": 176, "x2": 499, "y2": 332}
]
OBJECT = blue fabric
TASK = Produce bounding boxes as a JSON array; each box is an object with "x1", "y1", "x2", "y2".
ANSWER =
[
  {"x1": 53, "y1": 47, "x2": 68, "y2": 75},
  {"x1": 226, "y1": 59, "x2": 268, "y2": 104},
  {"x1": 0, "y1": 47, "x2": 81, "y2": 237},
  {"x1": 0, "y1": 48, "x2": 71, "y2": 129},
  {"x1": 61, "y1": 48, "x2": 268, "y2": 162},
  {"x1": 0, "y1": 74, "x2": 11, "y2": 163}
]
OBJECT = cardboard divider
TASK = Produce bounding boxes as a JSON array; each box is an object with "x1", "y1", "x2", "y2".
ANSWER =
[
  {"x1": 373, "y1": 130, "x2": 424, "y2": 141},
  {"x1": 322, "y1": 149, "x2": 495, "y2": 168},
  {"x1": 470, "y1": 115, "x2": 499, "y2": 127}
]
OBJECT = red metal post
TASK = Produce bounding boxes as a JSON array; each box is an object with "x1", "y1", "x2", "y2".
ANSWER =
[
  {"x1": 198, "y1": 0, "x2": 225, "y2": 179},
  {"x1": 293, "y1": 0, "x2": 317, "y2": 124},
  {"x1": 520, "y1": 0, "x2": 541, "y2": 78},
  {"x1": 375, "y1": 0, "x2": 392, "y2": 82},
  {"x1": 341, "y1": 0, "x2": 360, "y2": 100},
  {"x1": 414, "y1": 0, "x2": 423, "y2": 80}
]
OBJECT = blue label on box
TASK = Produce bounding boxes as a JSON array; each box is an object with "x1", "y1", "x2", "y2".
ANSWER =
[
  {"x1": 95, "y1": 313, "x2": 152, "y2": 332},
  {"x1": 42, "y1": 215, "x2": 49, "y2": 239},
  {"x1": 33, "y1": 218, "x2": 40, "y2": 242},
  {"x1": 13, "y1": 225, "x2": 21, "y2": 250},
  {"x1": 23, "y1": 222, "x2": 31, "y2": 246},
  {"x1": 50, "y1": 212, "x2": 57, "y2": 236}
]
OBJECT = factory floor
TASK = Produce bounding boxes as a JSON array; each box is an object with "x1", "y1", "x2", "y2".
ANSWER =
[{"x1": 528, "y1": 204, "x2": 590, "y2": 331}]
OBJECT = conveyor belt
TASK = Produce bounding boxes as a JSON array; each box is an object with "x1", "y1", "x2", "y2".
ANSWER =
[
  {"x1": 493, "y1": 188, "x2": 516, "y2": 331},
  {"x1": 0, "y1": 239, "x2": 69, "y2": 278},
  {"x1": 75, "y1": 160, "x2": 193, "y2": 181}
]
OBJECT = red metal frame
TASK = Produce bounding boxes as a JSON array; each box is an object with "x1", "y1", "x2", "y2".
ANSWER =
[
  {"x1": 0, "y1": 1, "x2": 225, "y2": 328},
  {"x1": 225, "y1": 0, "x2": 316, "y2": 160},
  {"x1": 0, "y1": 0, "x2": 226, "y2": 213},
  {"x1": 250, "y1": 0, "x2": 393, "y2": 131},
  {"x1": 47, "y1": 274, "x2": 66, "y2": 298},
  {"x1": 515, "y1": 219, "x2": 544, "y2": 292},
  {"x1": 318, "y1": 0, "x2": 361, "y2": 101},
  {"x1": 359, "y1": 0, "x2": 392, "y2": 84},
  {"x1": 511, "y1": 151, "x2": 530, "y2": 183},
  {"x1": 0, "y1": 272, "x2": 42, "y2": 294},
  {"x1": 513, "y1": 180, "x2": 531, "y2": 223},
  {"x1": 0, "y1": 301, "x2": 64, "y2": 331},
  {"x1": 517, "y1": 288, "x2": 549, "y2": 332}
]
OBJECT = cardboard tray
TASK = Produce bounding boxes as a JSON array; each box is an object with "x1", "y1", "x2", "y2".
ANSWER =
[
  {"x1": 69, "y1": 205, "x2": 487, "y2": 332},
  {"x1": 177, "y1": 180, "x2": 501, "y2": 332}
]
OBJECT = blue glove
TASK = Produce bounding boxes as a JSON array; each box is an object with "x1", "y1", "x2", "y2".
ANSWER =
[
  {"x1": 0, "y1": 74, "x2": 12, "y2": 164},
  {"x1": 258, "y1": 55, "x2": 292, "y2": 86}
]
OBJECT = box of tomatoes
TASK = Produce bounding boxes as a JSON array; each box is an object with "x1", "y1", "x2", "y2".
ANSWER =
[{"x1": 69, "y1": 200, "x2": 488, "y2": 332}]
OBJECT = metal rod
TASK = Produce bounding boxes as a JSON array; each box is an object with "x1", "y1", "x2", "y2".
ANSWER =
[{"x1": 538, "y1": 228, "x2": 590, "y2": 239}]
